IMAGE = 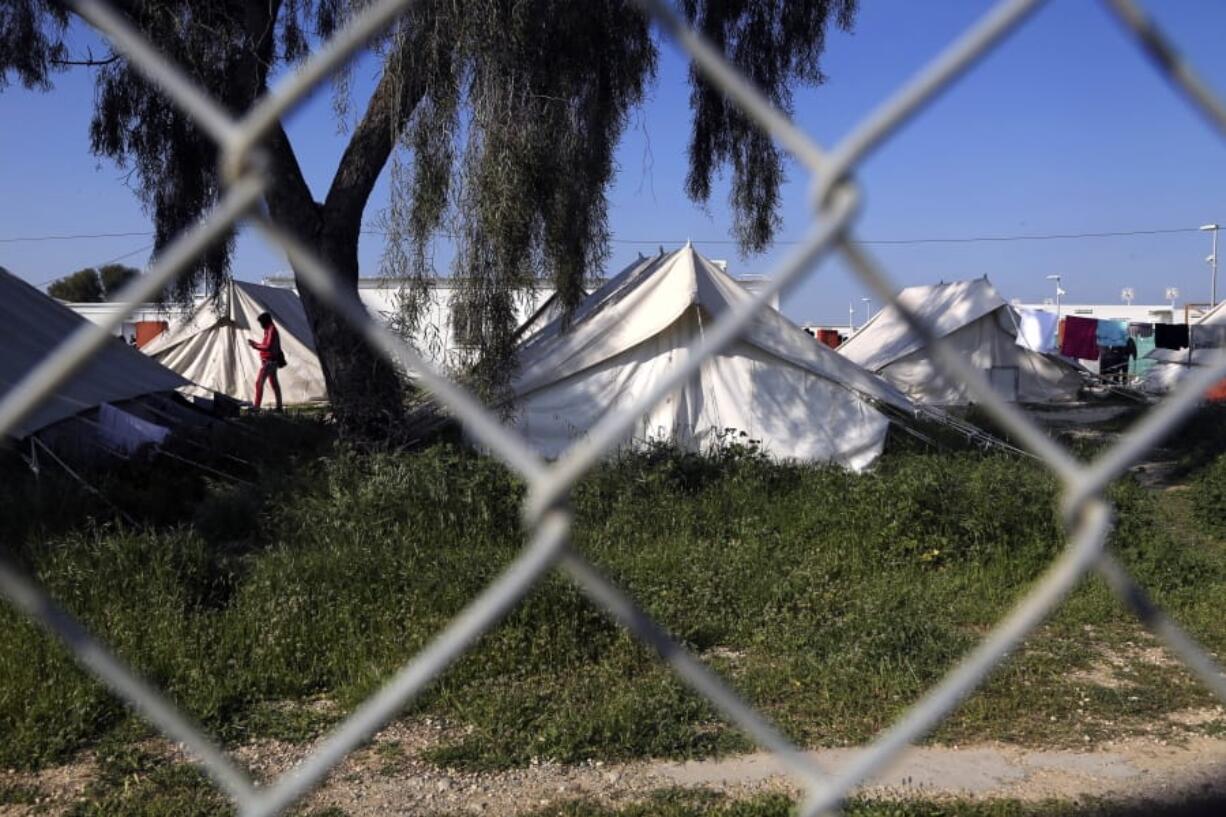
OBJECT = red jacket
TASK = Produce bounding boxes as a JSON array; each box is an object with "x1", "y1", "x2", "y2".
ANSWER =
[{"x1": 252, "y1": 324, "x2": 281, "y2": 363}]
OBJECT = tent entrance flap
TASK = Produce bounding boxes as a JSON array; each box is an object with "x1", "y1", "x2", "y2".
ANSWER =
[{"x1": 142, "y1": 280, "x2": 328, "y2": 405}]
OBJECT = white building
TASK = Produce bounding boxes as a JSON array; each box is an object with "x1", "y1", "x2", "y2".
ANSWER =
[
  {"x1": 58, "y1": 301, "x2": 191, "y2": 347},
  {"x1": 261, "y1": 274, "x2": 569, "y2": 371},
  {"x1": 262, "y1": 257, "x2": 777, "y2": 371},
  {"x1": 1012, "y1": 302, "x2": 1178, "y2": 326},
  {"x1": 1012, "y1": 302, "x2": 1183, "y2": 377}
]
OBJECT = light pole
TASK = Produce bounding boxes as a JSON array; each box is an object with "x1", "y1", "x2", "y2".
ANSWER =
[
  {"x1": 1045, "y1": 274, "x2": 1064, "y2": 317},
  {"x1": 1201, "y1": 224, "x2": 1219, "y2": 306},
  {"x1": 1121, "y1": 287, "x2": 1135, "y2": 306},
  {"x1": 1166, "y1": 287, "x2": 1180, "y2": 314},
  {"x1": 848, "y1": 302, "x2": 855, "y2": 333},
  {"x1": 861, "y1": 297, "x2": 871, "y2": 325}
]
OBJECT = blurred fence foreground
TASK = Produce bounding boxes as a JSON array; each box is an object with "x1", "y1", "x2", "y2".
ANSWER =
[{"x1": 4, "y1": 1, "x2": 1226, "y2": 815}]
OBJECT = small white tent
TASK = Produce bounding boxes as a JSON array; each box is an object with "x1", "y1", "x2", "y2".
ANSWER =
[
  {"x1": 838, "y1": 278, "x2": 1083, "y2": 406},
  {"x1": 142, "y1": 281, "x2": 328, "y2": 405},
  {"x1": 0, "y1": 268, "x2": 190, "y2": 439},
  {"x1": 507, "y1": 246, "x2": 916, "y2": 471}
]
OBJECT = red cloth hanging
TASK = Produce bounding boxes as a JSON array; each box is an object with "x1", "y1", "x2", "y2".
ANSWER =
[
  {"x1": 816, "y1": 329, "x2": 842, "y2": 349},
  {"x1": 1060, "y1": 315, "x2": 1099, "y2": 360}
]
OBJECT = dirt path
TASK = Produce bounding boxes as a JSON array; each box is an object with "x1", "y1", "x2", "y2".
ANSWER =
[
  {"x1": 653, "y1": 737, "x2": 1226, "y2": 803},
  {"x1": 299, "y1": 731, "x2": 1226, "y2": 815},
  {"x1": 7, "y1": 719, "x2": 1226, "y2": 816}
]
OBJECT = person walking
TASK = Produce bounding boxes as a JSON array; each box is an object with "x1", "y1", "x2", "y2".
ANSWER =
[{"x1": 248, "y1": 311, "x2": 284, "y2": 411}]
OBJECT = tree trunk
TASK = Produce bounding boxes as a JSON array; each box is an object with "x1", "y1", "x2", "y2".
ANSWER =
[
  {"x1": 260, "y1": 128, "x2": 405, "y2": 437},
  {"x1": 243, "y1": 8, "x2": 422, "y2": 438},
  {"x1": 293, "y1": 228, "x2": 405, "y2": 437}
]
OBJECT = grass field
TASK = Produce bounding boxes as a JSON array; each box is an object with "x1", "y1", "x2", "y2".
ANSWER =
[{"x1": 2, "y1": 408, "x2": 1226, "y2": 814}]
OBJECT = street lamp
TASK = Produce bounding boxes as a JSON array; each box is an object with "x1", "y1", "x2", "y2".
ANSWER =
[
  {"x1": 848, "y1": 301, "x2": 855, "y2": 333},
  {"x1": 1201, "y1": 224, "x2": 1219, "y2": 306},
  {"x1": 1166, "y1": 287, "x2": 1180, "y2": 313},
  {"x1": 1045, "y1": 274, "x2": 1065, "y2": 317},
  {"x1": 861, "y1": 297, "x2": 872, "y2": 325},
  {"x1": 1121, "y1": 287, "x2": 1135, "y2": 306}
]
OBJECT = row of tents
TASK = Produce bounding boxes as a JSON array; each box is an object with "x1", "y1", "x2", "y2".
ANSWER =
[{"x1": 4, "y1": 248, "x2": 1218, "y2": 472}]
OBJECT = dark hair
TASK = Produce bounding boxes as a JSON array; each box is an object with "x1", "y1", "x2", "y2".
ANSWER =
[{"x1": 257, "y1": 312, "x2": 273, "y2": 328}]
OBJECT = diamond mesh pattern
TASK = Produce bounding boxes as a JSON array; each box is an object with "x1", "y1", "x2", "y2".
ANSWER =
[{"x1": 3, "y1": 1, "x2": 1226, "y2": 814}]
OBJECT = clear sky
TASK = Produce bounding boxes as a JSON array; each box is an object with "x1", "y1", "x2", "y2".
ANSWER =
[{"x1": 3, "y1": 1, "x2": 1226, "y2": 326}]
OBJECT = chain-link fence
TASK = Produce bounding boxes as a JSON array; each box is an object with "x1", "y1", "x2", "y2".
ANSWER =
[{"x1": 4, "y1": 0, "x2": 1226, "y2": 814}]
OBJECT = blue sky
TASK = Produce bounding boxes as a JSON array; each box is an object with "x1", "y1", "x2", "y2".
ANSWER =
[{"x1": 3, "y1": 1, "x2": 1226, "y2": 325}]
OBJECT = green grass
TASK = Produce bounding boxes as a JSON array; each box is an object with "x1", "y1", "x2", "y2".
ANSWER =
[
  {"x1": 0, "y1": 781, "x2": 42, "y2": 806},
  {"x1": 1192, "y1": 451, "x2": 1226, "y2": 539},
  {"x1": 64, "y1": 743, "x2": 225, "y2": 817},
  {"x1": 3, "y1": 414, "x2": 1226, "y2": 776}
]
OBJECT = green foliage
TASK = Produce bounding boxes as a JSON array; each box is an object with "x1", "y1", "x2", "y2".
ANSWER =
[
  {"x1": 98, "y1": 263, "x2": 138, "y2": 296},
  {"x1": 3, "y1": 1, "x2": 858, "y2": 390},
  {"x1": 1193, "y1": 451, "x2": 1226, "y2": 539},
  {"x1": 1161, "y1": 403, "x2": 1226, "y2": 474},
  {"x1": 0, "y1": 0, "x2": 67, "y2": 90},
  {"x1": 683, "y1": 0, "x2": 857, "y2": 250},
  {"x1": 45, "y1": 264, "x2": 141, "y2": 303},
  {"x1": 3, "y1": 436, "x2": 1225, "y2": 774},
  {"x1": 47, "y1": 267, "x2": 105, "y2": 302},
  {"x1": 66, "y1": 743, "x2": 226, "y2": 817}
]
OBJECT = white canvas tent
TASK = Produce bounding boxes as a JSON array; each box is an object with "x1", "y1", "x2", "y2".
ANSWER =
[
  {"x1": 142, "y1": 280, "x2": 328, "y2": 405},
  {"x1": 507, "y1": 246, "x2": 916, "y2": 471},
  {"x1": 0, "y1": 268, "x2": 190, "y2": 440},
  {"x1": 838, "y1": 277, "x2": 1083, "y2": 406},
  {"x1": 1139, "y1": 300, "x2": 1226, "y2": 395}
]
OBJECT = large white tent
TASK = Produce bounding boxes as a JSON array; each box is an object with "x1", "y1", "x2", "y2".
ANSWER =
[
  {"x1": 142, "y1": 280, "x2": 328, "y2": 405},
  {"x1": 0, "y1": 268, "x2": 189, "y2": 439},
  {"x1": 506, "y1": 246, "x2": 916, "y2": 471},
  {"x1": 1140, "y1": 300, "x2": 1226, "y2": 395},
  {"x1": 838, "y1": 278, "x2": 1084, "y2": 406}
]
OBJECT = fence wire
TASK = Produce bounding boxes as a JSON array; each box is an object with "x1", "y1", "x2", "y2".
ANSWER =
[{"x1": 3, "y1": 0, "x2": 1226, "y2": 814}]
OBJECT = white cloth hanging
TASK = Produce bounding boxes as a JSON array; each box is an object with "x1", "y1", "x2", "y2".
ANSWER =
[{"x1": 1014, "y1": 308, "x2": 1059, "y2": 353}]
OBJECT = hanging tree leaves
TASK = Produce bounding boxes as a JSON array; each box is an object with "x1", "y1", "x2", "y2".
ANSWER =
[
  {"x1": 2, "y1": 0, "x2": 856, "y2": 412},
  {"x1": 683, "y1": 0, "x2": 857, "y2": 251},
  {"x1": 382, "y1": 0, "x2": 658, "y2": 391},
  {"x1": 384, "y1": 0, "x2": 857, "y2": 392}
]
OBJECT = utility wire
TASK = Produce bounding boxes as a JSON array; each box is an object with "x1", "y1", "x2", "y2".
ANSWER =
[
  {"x1": 98, "y1": 242, "x2": 155, "y2": 266},
  {"x1": 0, "y1": 230, "x2": 152, "y2": 243},
  {"x1": 27, "y1": 242, "x2": 156, "y2": 288},
  {"x1": 0, "y1": 225, "x2": 1212, "y2": 246},
  {"x1": 606, "y1": 226, "x2": 1206, "y2": 246}
]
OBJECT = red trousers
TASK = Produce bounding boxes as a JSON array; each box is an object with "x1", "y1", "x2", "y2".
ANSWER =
[{"x1": 254, "y1": 361, "x2": 282, "y2": 409}]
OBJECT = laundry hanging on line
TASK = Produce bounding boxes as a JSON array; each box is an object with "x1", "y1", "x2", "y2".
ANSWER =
[
  {"x1": 1095, "y1": 319, "x2": 1129, "y2": 349},
  {"x1": 1154, "y1": 323, "x2": 1190, "y2": 350},
  {"x1": 1014, "y1": 308, "x2": 1059, "y2": 353},
  {"x1": 1060, "y1": 315, "x2": 1100, "y2": 360},
  {"x1": 1191, "y1": 324, "x2": 1226, "y2": 349}
]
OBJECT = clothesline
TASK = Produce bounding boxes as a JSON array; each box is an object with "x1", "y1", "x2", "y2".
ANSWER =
[{"x1": 1012, "y1": 308, "x2": 1219, "y2": 362}]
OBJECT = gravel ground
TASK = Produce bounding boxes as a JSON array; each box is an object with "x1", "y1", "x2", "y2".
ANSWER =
[{"x1": 5, "y1": 710, "x2": 1226, "y2": 816}]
